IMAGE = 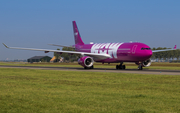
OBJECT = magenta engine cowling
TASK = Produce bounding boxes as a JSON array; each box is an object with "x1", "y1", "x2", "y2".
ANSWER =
[{"x1": 78, "y1": 56, "x2": 94, "y2": 68}]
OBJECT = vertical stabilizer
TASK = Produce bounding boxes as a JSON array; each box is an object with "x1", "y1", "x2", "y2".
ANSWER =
[{"x1": 72, "y1": 21, "x2": 84, "y2": 45}]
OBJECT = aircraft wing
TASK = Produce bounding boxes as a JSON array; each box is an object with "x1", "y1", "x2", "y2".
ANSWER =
[
  {"x1": 152, "y1": 45, "x2": 177, "y2": 53},
  {"x1": 3, "y1": 43, "x2": 110, "y2": 60},
  {"x1": 48, "y1": 44, "x2": 75, "y2": 48}
]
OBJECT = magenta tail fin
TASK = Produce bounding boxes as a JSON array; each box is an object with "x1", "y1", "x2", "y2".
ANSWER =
[{"x1": 72, "y1": 21, "x2": 84, "y2": 45}]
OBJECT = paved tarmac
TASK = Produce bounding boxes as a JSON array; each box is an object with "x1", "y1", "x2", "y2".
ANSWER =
[{"x1": 0, "y1": 65, "x2": 180, "y2": 75}]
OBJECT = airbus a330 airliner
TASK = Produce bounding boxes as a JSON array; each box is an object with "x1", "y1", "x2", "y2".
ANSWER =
[{"x1": 3, "y1": 21, "x2": 177, "y2": 70}]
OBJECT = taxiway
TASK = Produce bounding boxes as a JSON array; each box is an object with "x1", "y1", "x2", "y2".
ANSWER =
[{"x1": 0, "y1": 65, "x2": 180, "y2": 75}]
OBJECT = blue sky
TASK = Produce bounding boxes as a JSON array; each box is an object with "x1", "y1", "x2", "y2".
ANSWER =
[{"x1": 0, "y1": 0, "x2": 180, "y2": 60}]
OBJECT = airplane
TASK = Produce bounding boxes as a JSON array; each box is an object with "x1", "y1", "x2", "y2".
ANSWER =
[{"x1": 3, "y1": 21, "x2": 177, "y2": 70}]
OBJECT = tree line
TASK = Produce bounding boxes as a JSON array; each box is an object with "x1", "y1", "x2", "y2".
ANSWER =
[
  {"x1": 151, "y1": 47, "x2": 180, "y2": 62},
  {"x1": 54, "y1": 47, "x2": 79, "y2": 62}
]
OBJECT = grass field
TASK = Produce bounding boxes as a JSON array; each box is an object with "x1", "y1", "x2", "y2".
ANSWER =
[{"x1": 0, "y1": 68, "x2": 180, "y2": 112}]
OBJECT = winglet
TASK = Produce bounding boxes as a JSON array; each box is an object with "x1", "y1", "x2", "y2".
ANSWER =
[
  {"x1": 174, "y1": 45, "x2": 177, "y2": 49},
  {"x1": 2, "y1": 43, "x2": 9, "y2": 48}
]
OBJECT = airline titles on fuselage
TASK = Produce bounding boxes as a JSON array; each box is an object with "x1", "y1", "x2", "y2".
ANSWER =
[{"x1": 91, "y1": 43, "x2": 123, "y2": 58}]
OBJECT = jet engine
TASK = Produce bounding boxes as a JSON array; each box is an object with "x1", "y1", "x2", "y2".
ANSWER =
[
  {"x1": 135, "y1": 59, "x2": 152, "y2": 67},
  {"x1": 142, "y1": 59, "x2": 151, "y2": 67},
  {"x1": 78, "y1": 56, "x2": 94, "y2": 69}
]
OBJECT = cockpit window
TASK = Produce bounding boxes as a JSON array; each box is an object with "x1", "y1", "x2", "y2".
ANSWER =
[{"x1": 141, "y1": 48, "x2": 151, "y2": 50}]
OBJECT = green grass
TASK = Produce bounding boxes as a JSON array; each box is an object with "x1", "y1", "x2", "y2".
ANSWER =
[{"x1": 0, "y1": 68, "x2": 180, "y2": 112}]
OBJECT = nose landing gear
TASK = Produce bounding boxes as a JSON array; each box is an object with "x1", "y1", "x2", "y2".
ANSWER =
[
  {"x1": 136, "y1": 62, "x2": 143, "y2": 70},
  {"x1": 138, "y1": 64, "x2": 143, "y2": 70}
]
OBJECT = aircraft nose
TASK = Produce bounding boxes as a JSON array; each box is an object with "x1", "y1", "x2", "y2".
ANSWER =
[{"x1": 145, "y1": 50, "x2": 153, "y2": 58}]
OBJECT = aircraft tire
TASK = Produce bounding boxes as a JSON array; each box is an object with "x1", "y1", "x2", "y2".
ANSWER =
[
  {"x1": 90, "y1": 65, "x2": 94, "y2": 69},
  {"x1": 138, "y1": 65, "x2": 143, "y2": 70},
  {"x1": 122, "y1": 65, "x2": 126, "y2": 69},
  {"x1": 116, "y1": 65, "x2": 119, "y2": 69},
  {"x1": 84, "y1": 67, "x2": 87, "y2": 69}
]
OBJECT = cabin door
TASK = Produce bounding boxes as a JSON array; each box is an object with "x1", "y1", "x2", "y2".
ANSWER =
[{"x1": 132, "y1": 45, "x2": 137, "y2": 54}]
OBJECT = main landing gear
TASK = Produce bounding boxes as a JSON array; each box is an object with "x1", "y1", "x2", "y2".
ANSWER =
[
  {"x1": 116, "y1": 62, "x2": 143, "y2": 70},
  {"x1": 84, "y1": 65, "x2": 94, "y2": 69},
  {"x1": 116, "y1": 62, "x2": 126, "y2": 70}
]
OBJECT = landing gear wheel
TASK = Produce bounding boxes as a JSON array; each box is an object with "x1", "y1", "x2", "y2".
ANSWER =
[
  {"x1": 122, "y1": 65, "x2": 126, "y2": 69},
  {"x1": 84, "y1": 67, "x2": 87, "y2": 69},
  {"x1": 90, "y1": 65, "x2": 94, "y2": 69},
  {"x1": 84, "y1": 65, "x2": 94, "y2": 69},
  {"x1": 116, "y1": 63, "x2": 126, "y2": 70},
  {"x1": 116, "y1": 65, "x2": 119, "y2": 69},
  {"x1": 138, "y1": 65, "x2": 143, "y2": 70}
]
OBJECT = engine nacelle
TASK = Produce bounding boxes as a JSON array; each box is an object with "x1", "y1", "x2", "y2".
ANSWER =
[
  {"x1": 135, "y1": 59, "x2": 152, "y2": 67},
  {"x1": 78, "y1": 56, "x2": 94, "y2": 68},
  {"x1": 142, "y1": 59, "x2": 151, "y2": 67}
]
